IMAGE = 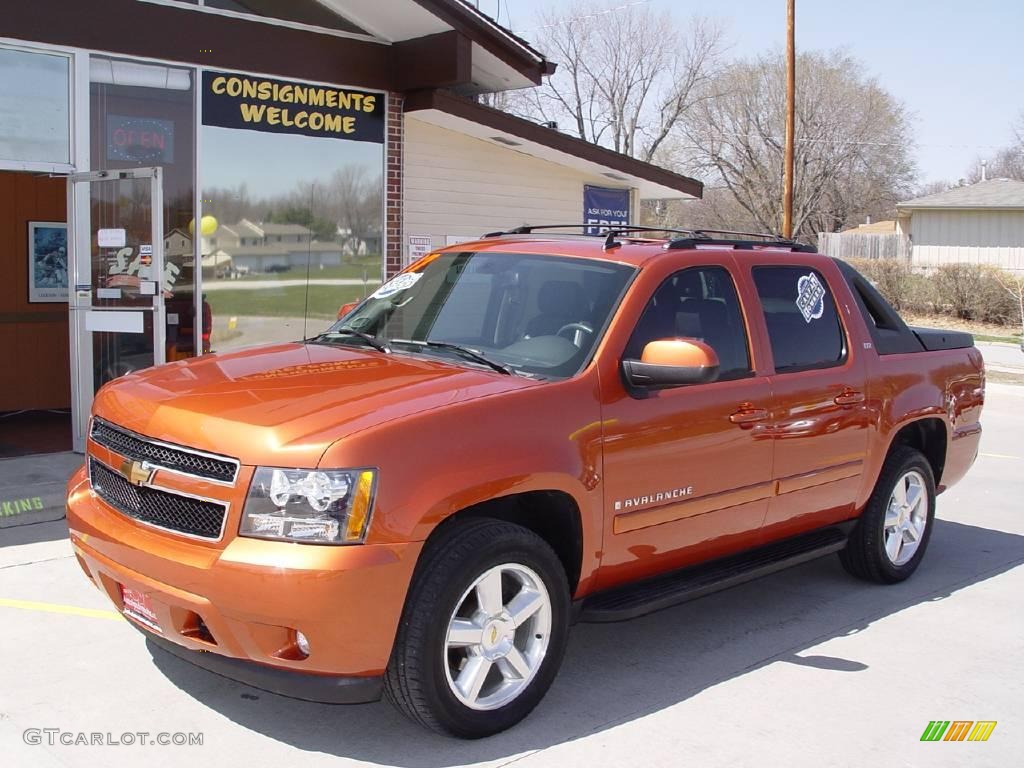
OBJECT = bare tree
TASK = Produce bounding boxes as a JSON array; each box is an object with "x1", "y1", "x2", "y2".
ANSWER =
[
  {"x1": 678, "y1": 51, "x2": 916, "y2": 239},
  {"x1": 967, "y1": 114, "x2": 1024, "y2": 182},
  {"x1": 201, "y1": 183, "x2": 253, "y2": 225},
  {"x1": 994, "y1": 270, "x2": 1024, "y2": 351},
  {"x1": 506, "y1": 1, "x2": 726, "y2": 162},
  {"x1": 914, "y1": 179, "x2": 955, "y2": 197},
  {"x1": 326, "y1": 167, "x2": 383, "y2": 241}
]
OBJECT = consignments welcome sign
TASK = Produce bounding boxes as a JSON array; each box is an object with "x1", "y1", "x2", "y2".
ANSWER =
[{"x1": 201, "y1": 71, "x2": 384, "y2": 143}]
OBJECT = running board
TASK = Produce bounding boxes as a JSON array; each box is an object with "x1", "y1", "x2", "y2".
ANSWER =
[{"x1": 579, "y1": 524, "x2": 852, "y2": 623}]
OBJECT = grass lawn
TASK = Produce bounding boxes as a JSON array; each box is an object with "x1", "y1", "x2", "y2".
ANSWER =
[
  {"x1": 974, "y1": 332, "x2": 1024, "y2": 345},
  {"x1": 901, "y1": 311, "x2": 1022, "y2": 345},
  {"x1": 208, "y1": 284, "x2": 369, "y2": 319}
]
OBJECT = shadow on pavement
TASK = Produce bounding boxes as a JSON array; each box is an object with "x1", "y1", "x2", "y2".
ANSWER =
[
  {"x1": 0, "y1": 519, "x2": 69, "y2": 547},
  {"x1": 146, "y1": 519, "x2": 1024, "y2": 765}
]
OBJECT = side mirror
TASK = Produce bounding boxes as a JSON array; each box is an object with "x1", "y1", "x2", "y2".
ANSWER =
[
  {"x1": 622, "y1": 338, "x2": 720, "y2": 389},
  {"x1": 336, "y1": 301, "x2": 359, "y2": 320}
]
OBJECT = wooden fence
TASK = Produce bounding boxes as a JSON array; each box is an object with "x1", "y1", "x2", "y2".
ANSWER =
[{"x1": 817, "y1": 232, "x2": 911, "y2": 262}]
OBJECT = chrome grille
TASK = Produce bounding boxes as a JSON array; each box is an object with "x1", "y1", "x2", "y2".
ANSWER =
[
  {"x1": 90, "y1": 418, "x2": 238, "y2": 484},
  {"x1": 89, "y1": 458, "x2": 227, "y2": 540}
]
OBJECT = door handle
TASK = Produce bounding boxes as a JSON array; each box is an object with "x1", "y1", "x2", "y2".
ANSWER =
[
  {"x1": 834, "y1": 390, "x2": 865, "y2": 406},
  {"x1": 730, "y1": 405, "x2": 769, "y2": 424}
]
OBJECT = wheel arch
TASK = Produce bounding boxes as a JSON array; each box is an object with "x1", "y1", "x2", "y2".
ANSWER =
[
  {"x1": 886, "y1": 416, "x2": 948, "y2": 485},
  {"x1": 425, "y1": 490, "x2": 585, "y2": 596}
]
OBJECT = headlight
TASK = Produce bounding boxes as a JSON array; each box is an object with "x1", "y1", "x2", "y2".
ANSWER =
[{"x1": 240, "y1": 467, "x2": 376, "y2": 544}]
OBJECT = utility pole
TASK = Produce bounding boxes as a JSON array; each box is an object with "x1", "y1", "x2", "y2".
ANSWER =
[{"x1": 782, "y1": 0, "x2": 796, "y2": 239}]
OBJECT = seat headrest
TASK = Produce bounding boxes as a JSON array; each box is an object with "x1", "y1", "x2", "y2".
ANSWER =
[
  {"x1": 676, "y1": 299, "x2": 728, "y2": 338},
  {"x1": 538, "y1": 281, "x2": 588, "y2": 316}
]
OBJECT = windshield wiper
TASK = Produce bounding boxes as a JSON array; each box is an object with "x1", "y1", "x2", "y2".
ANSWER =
[
  {"x1": 316, "y1": 328, "x2": 391, "y2": 354},
  {"x1": 390, "y1": 339, "x2": 513, "y2": 375}
]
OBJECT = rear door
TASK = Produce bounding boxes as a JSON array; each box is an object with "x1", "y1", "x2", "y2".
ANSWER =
[{"x1": 748, "y1": 260, "x2": 869, "y2": 539}]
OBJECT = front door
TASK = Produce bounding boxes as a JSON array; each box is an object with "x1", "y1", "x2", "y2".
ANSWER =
[
  {"x1": 68, "y1": 168, "x2": 165, "y2": 451},
  {"x1": 597, "y1": 260, "x2": 775, "y2": 590}
]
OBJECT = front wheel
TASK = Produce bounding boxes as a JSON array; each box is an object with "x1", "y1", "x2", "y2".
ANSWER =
[
  {"x1": 839, "y1": 446, "x2": 936, "y2": 583},
  {"x1": 384, "y1": 519, "x2": 570, "y2": 738}
]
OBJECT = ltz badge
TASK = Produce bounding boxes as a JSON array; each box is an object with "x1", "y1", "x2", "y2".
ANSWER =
[{"x1": 795, "y1": 272, "x2": 826, "y2": 322}]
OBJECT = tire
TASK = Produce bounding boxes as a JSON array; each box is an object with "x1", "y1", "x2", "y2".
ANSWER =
[
  {"x1": 384, "y1": 518, "x2": 571, "y2": 738},
  {"x1": 839, "y1": 446, "x2": 936, "y2": 584}
]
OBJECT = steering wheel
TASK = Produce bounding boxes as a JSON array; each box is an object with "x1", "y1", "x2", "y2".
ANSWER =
[{"x1": 556, "y1": 322, "x2": 595, "y2": 347}]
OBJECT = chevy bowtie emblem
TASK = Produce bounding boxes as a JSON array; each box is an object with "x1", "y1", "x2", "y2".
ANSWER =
[
  {"x1": 489, "y1": 626, "x2": 499, "y2": 645},
  {"x1": 120, "y1": 458, "x2": 155, "y2": 487}
]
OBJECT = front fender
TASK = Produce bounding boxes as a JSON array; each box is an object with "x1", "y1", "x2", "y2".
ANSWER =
[{"x1": 318, "y1": 372, "x2": 605, "y2": 590}]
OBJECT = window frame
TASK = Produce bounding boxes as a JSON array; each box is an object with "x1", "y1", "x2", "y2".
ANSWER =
[
  {"x1": 751, "y1": 264, "x2": 849, "y2": 375},
  {"x1": 623, "y1": 263, "x2": 755, "y2": 384},
  {"x1": 0, "y1": 42, "x2": 76, "y2": 173}
]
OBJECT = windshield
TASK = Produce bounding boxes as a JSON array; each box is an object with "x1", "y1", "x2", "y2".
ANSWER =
[{"x1": 320, "y1": 251, "x2": 635, "y2": 379}]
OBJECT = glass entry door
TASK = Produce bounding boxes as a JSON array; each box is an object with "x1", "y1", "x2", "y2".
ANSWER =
[{"x1": 68, "y1": 167, "x2": 165, "y2": 452}]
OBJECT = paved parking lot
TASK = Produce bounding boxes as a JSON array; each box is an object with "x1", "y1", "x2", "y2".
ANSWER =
[{"x1": 1, "y1": 385, "x2": 1022, "y2": 768}]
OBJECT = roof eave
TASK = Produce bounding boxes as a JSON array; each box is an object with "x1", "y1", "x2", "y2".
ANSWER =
[
  {"x1": 410, "y1": 0, "x2": 553, "y2": 87},
  {"x1": 898, "y1": 205, "x2": 1024, "y2": 211},
  {"x1": 404, "y1": 89, "x2": 702, "y2": 200}
]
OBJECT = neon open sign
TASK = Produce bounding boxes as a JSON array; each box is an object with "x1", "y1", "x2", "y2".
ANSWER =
[{"x1": 106, "y1": 115, "x2": 175, "y2": 164}]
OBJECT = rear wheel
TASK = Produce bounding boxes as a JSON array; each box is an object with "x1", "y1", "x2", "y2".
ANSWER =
[
  {"x1": 839, "y1": 447, "x2": 936, "y2": 583},
  {"x1": 384, "y1": 519, "x2": 570, "y2": 738}
]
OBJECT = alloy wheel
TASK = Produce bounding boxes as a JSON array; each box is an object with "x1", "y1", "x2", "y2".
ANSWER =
[
  {"x1": 443, "y1": 562, "x2": 552, "y2": 711},
  {"x1": 883, "y1": 469, "x2": 929, "y2": 566}
]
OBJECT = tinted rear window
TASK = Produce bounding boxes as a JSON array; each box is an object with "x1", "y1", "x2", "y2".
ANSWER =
[{"x1": 753, "y1": 266, "x2": 846, "y2": 372}]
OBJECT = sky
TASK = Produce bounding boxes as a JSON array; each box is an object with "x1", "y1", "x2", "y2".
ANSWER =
[
  {"x1": 484, "y1": 0, "x2": 1024, "y2": 185},
  {"x1": 201, "y1": 126, "x2": 383, "y2": 198}
]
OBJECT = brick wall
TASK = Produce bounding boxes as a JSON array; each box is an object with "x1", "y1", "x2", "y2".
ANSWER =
[{"x1": 385, "y1": 92, "x2": 403, "y2": 278}]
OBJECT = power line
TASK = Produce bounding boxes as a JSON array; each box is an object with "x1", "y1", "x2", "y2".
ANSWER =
[{"x1": 521, "y1": 0, "x2": 654, "y2": 32}]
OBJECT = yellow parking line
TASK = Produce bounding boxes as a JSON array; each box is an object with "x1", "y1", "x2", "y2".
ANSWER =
[
  {"x1": 0, "y1": 597, "x2": 123, "y2": 621},
  {"x1": 980, "y1": 452, "x2": 1022, "y2": 460}
]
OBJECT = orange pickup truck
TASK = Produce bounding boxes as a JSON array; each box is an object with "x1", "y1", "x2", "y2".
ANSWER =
[{"x1": 66, "y1": 227, "x2": 985, "y2": 738}]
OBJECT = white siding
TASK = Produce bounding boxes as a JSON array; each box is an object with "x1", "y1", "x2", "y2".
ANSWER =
[
  {"x1": 909, "y1": 209, "x2": 1024, "y2": 272},
  {"x1": 404, "y1": 118, "x2": 633, "y2": 262}
]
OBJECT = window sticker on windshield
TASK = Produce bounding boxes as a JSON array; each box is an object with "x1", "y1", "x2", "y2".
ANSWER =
[
  {"x1": 795, "y1": 272, "x2": 826, "y2": 323},
  {"x1": 372, "y1": 271, "x2": 423, "y2": 299}
]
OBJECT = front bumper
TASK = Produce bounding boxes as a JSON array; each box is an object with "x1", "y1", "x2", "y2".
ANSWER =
[
  {"x1": 67, "y1": 466, "x2": 422, "y2": 689},
  {"x1": 141, "y1": 626, "x2": 383, "y2": 704}
]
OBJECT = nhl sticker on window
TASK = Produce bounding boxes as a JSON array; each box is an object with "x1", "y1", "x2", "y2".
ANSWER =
[
  {"x1": 372, "y1": 271, "x2": 423, "y2": 299},
  {"x1": 795, "y1": 272, "x2": 826, "y2": 323}
]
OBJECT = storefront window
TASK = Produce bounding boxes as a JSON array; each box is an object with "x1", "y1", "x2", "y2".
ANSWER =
[
  {"x1": 90, "y1": 56, "x2": 199, "y2": 362},
  {"x1": 199, "y1": 70, "x2": 384, "y2": 353},
  {"x1": 0, "y1": 46, "x2": 71, "y2": 168}
]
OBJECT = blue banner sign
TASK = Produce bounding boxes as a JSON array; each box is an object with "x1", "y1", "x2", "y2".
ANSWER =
[{"x1": 584, "y1": 185, "x2": 630, "y2": 234}]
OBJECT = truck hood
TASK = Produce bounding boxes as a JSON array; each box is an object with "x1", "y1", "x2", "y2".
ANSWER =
[{"x1": 92, "y1": 342, "x2": 539, "y2": 467}]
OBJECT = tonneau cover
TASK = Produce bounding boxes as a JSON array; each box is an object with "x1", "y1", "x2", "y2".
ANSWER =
[{"x1": 910, "y1": 327, "x2": 974, "y2": 351}]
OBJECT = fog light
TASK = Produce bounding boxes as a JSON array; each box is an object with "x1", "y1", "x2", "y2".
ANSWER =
[{"x1": 295, "y1": 630, "x2": 310, "y2": 657}]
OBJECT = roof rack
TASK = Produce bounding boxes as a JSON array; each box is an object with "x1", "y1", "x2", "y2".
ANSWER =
[
  {"x1": 479, "y1": 223, "x2": 818, "y2": 253},
  {"x1": 667, "y1": 228, "x2": 817, "y2": 252},
  {"x1": 667, "y1": 236, "x2": 818, "y2": 253},
  {"x1": 480, "y1": 224, "x2": 696, "y2": 238}
]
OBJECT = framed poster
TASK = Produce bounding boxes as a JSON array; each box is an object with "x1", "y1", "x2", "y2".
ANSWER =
[{"x1": 28, "y1": 221, "x2": 68, "y2": 303}]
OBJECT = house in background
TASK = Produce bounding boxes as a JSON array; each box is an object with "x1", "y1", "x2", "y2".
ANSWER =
[
  {"x1": 202, "y1": 219, "x2": 343, "y2": 275},
  {"x1": 164, "y1": 228, "x2": 193, "y2": 264},
  {"x1": 896, "y1": 178, "x2": 1024, "y2": 273}
]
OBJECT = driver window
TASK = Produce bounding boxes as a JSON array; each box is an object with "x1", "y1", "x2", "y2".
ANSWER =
[{"x1": 625, "y1": 266, "x2": 753, "y2": 381}]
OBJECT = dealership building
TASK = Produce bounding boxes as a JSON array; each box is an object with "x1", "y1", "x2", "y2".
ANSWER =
[{"x1": 0, "y1": 0, "x2": 702, "y2": 455}]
